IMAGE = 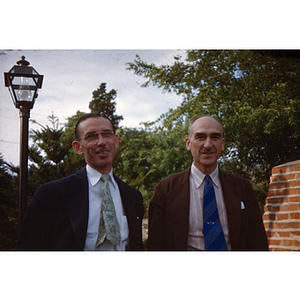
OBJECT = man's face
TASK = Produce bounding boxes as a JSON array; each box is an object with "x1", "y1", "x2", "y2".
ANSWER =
[
  {"x1": 185, "y1": 116, "x2": 225, "y2": 175},
  {"x1": 72, "y1": 117, "x2": 119, "y2": 174}
]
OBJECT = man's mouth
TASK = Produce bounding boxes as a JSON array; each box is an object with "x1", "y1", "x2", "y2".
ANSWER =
[
  {"x1": 96, "y1": 149, "x2": 109, "y2": 155},
  {"x1": 201, "y1": 150, "x2": 215, "y2": 155}
]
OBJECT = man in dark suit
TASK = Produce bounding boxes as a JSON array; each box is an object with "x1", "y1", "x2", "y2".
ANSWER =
[
  {"x1": 16, "y1": 113, "x2": 144, "y2": 251},
  {"x1": 147, "y1": 115, "x2": 268, "y2": 251}
]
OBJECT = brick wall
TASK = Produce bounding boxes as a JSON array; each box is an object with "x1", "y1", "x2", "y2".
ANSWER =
[{"x1": 263, "y1": 160, "x2": 300, "y2": 251}]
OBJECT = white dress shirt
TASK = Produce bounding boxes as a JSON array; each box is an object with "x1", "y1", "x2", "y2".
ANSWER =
[
  {"x1": 188, "y1": 163, "x2": 231, "y2": 250},
  {"x1": 84, "y1": 165, "x2": 129, "y2": 251}
]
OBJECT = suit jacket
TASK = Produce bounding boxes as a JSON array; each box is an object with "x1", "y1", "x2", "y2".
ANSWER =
[
  {"x1": 147, "y1": 167, "x2": 268, "y2": 251},
  {"x1": 16, "y1": 167, "x2": 144, "y2": 250}
]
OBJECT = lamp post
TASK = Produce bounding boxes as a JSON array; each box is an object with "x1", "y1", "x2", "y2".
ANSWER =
[{"x1": 4, "y1": 56, "x2": 43, "y2": 226}]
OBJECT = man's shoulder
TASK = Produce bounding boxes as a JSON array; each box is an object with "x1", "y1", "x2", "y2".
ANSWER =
[
  {"x1": 156, "y1": 168, "x2": 190, "y2": 190},
  {"x1": 113, "y1": 174, "x2": 142, "y2": 196},
  {"x1": 38, "y1": 168, "x2": 87, "y2": 191},
  {"x1": 219, "y1": 169, "x2": 250, "y2": 184}
]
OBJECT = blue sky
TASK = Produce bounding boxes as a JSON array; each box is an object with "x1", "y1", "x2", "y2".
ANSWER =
[{"x1": 0, "y1": 49, "x2": 186, "y2": 165}]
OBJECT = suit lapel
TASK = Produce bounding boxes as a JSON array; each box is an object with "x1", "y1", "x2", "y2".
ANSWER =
[
  {"x1": 113, "y1": 174, "x2": 141, "y2": 249},
  {"x1": 64, "y1": 168, "x2": 89, "y2": 249},
  {"x1": 219, "y1": 170, "x2": 241, "y2": 249}
]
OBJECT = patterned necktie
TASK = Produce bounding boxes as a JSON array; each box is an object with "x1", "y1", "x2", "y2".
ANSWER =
[
  {"x1": 203, "y1": 175, "x2": 228, "y2": 251},
  {"x1": 96, "y1": 174, "x2": 121, "y2": 250}
]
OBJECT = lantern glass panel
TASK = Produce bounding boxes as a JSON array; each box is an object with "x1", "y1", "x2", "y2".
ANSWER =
[{"x1": 18, "y1": 77, "x2": 32, "y2": 101}]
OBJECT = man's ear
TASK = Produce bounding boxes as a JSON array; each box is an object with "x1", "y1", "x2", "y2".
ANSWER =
[
  {"x1": 72, "y1": 140, "x2": 84, "y2": 155},
  {"x1": 115, "y1": 134, "x2": 119, "y2": 149},
  {"x1": 185, "y1": 137, "x2": 191, "y2": 151},
  {"x1": 221, "y1": 138, "x2": 225, "y2": 151}
]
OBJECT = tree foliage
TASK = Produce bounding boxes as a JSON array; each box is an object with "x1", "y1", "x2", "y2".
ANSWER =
[
  {"x1": 126, "y1": 50, "x2": 300, "y2": 210},
  {"x1": 0, "y1": 154, "x2": 18, "y2": 249},
  {"x1": 114, "y1": 119, "x2": 192, "y2": 214},
  {"x1": 89, "y1": 82, "x2": 123, "y2": 130}
]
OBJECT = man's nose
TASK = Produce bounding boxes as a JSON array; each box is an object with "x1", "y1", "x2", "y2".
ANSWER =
[
  {"x1": 96, "y1": 133, "x2": 106, "y2": 145},
  {"x1": 204, "y1": 137, "x2": 212, "y2": 148}
]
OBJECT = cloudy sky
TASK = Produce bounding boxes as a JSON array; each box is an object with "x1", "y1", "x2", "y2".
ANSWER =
[
  {"x1": 0, "y1": 49, "x2": 187, "y2": 166},
  {"x1": 1, "y1": 2, "x2": 297, "y2": 168}
]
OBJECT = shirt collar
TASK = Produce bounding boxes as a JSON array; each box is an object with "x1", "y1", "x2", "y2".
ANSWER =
[
  {"x1": 86, "y1": 164, "x2": 116, "y2": 188},
  {"x1": 191, "y1": 163, "x2": 220, "y2": 189}
]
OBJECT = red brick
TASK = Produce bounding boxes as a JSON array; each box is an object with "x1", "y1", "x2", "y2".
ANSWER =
[
  {"x1": 264, "y1": 205, "x2": 272, "y2": 212},
  {"x1": 275, "y1": 189, "x2": 284, "y2": 196},
  {"x1": 270, "y1": 247, "x2": 293, "y2": 251},
  {"x1": 265, "y1": 231, "x2": 273, "y2": 238},
  {"x1": 265, "y1": 197, "x2": 280, "y2": 204},
  {"x1": 281, "y1": 204, "x2": 298, "y2": 212},
  {"x1": 288, "y1": 164, "x2": 300, "y2": 172},
  {"x1": 272, "y1": 166, "x2": 287, "y2": 174},
  {"x1": 282, "y1": 239, "x2": 293, "y2": 247},
  {"x1": 272, "y1": 222, "x2": 283, "y2": 229},
  {"x1": 271, "y1": 221, "x2": 300, "y2": 229},
  {"x1": 269, "y1": 182, "x2": 286, "y2": 190},
  {"x1": 283, "y1": 197, "x2": 290, "y2": 203},
  {"x1": 289, "y1": 195, "x2": 300, "y2": 202},
  {"x1": 263, "y1": 213, "x2": 276, "y2": 221},
  {"x1": 270, "y1": 175, "x2": 278, "y2": 182},
  {"x1": 289, "y1": 180, "x2": 300, "y2": 187},
  {"x1": 290, "y1": 230, "x2": 300, "y2": 237},
  {"x1": 269, "y1": 239, "x2": 282, "y2": 246},
  {"x1": 284, "y1": 181, "x2": 290, "y2": 188},
  {"x1": 283, "y1": 188, "x2": 298, "y2": 195},
  {"x1": 278, "y1": 232, "x2": 290, "y2": 237},
  {"x1": 279, "y1": 174, "x2": 296, "y2": 181},
  {"x1": 272, "y1": 206, "x2": 280, "y2": 212},
  {"x1": 282, "y1": 239, "x2": 300, "y2": 247},
  {"x1": 277, "y1": 213, "x2": 289, "y2": 221},
  {"x1": 267, "y1": 190, "x2": 274, "y2": 197},
  {"x1": 290, "y1": 212, "x2": 300, "y2": 219},
  {"x1": 281, "y1": 222, "x2": 300, "y2": 229},
  {"x1": 266, "y1": 231, "x2": 290, "y2": 238}
]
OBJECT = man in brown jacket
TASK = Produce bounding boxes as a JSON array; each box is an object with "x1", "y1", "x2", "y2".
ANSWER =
[{"x1": 147, "y1": 115, "x2": 268, "y2": 251}]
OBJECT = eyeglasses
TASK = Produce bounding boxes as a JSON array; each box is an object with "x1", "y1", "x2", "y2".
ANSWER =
[{"x1": 82, "y1": 131, "x2": 115, "y2": 142}]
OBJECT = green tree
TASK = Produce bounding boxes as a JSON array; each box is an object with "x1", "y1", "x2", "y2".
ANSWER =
[
  {"x1": 59, "y1": 110, "x2": 86, "y2": 175},
  {"x1": 114, "y1": 126, "x2": 160, "y2": 212},
  {"x1": 28, "y1": 111, "x2": 87, "y2": 197},
  {"x1": 28, "y1": 113, "x2": 73, "y2": 195},
  {"x1": 127, "y1": 50, "x2": 300, "y2": 211},
  {"x1": 114, "y1": 119, "x2": 192, "y2": 215},
  {"x1": 89, "y1": 82, "x2": 123, "y2": 129},
  {"x1": 0, "y1": 154, "x2": 18, "y2": 249}
]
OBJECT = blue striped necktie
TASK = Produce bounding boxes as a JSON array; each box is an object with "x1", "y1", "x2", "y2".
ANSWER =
[
  {"x1": 96, "y1": 174, "x2": 121, "y2": 250},
  {"x1": 203, "y1": 175, "x2": 228, "y2": 251}
]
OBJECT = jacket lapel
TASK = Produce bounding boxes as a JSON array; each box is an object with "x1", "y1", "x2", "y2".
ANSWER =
[
  {"x1": 113, "y1": 174, "x2": 142, "y2": 250},
  {"x1": 64, "y1": 168, "x2": 89, "y2": 249},
  {"x1": 219, "y1": 170, "x2": 241, "y2": 249}
]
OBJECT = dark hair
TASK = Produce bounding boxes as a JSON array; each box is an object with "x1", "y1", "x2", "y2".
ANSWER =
[
  {"x1": 189, "y1": 115, "x2": 223, "y2": 137},
  {"x1": 75, "y1": 113, "x2": 115, "y2": 140}
]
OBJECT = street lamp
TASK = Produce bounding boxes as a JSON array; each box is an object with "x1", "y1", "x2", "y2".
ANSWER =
[{"x1": 4, "y1": 56, "x2": 43, "y2": 226}]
